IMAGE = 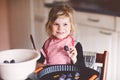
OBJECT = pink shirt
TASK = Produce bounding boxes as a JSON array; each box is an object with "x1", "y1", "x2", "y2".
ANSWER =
[{"x1": 40, "y1": 35, "x2": 74, "y2": 65}]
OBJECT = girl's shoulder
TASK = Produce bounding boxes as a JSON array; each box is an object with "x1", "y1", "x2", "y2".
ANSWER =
[
  {"x1": 74, "y1": 40, "x2": 83, "y2": 50},
  {"x1": 74, "y1": 40, "x2": 82, "y2": 46},
  {"x1": 42, "y1": 37, "x2": 52, "y2": 48},
  {"x1": 74, "y1": 40, "x2": 78, "y2": 46}
]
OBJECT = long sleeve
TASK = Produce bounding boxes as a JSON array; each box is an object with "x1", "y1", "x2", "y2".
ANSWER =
[
  {"x1": 37, "y1": 52, "x2": 45, "y2": 63},
  {"x1": 74, "y1": 42, "x2": 85, "y2": 67},
  {"x1": 75, "y1": 42, "x2": 99, "y2": 79}
]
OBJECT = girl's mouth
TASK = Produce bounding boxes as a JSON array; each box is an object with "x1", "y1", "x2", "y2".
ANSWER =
[{"x1": 57, "y1": 32, "x2": 65, "y2": 34}]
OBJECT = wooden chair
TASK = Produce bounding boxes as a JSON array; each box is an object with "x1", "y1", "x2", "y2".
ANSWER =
[{"x1": 84, "y1": 51, "x2": 108, "y2": 80}]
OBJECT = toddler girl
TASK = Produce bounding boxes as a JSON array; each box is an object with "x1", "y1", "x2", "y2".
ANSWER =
[
  {"x1": 36, "y1": 4, "x2": 99, "y2": 80},
  {"x1": 37, "y1": 4, "x2": 85, "y2": 66}
]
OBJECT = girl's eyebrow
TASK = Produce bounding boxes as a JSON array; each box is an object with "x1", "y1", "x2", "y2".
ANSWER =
[{"x1": 55, "y1": 22, "x2": 58, "y2": 23}]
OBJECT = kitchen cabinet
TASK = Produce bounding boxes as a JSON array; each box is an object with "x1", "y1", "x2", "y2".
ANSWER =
[
  {"x1": 115, "y1": 17, "x2": 120, "y2": 80},
  {"x1": 74, "y1": 26, "x2": 116, "y2": 52},
  {"x1": 74, "y1": 25, "x2": 117, "y2": 80},
  {"x1": 74, "y1": 11, "x2": 116, "y2": 31},
  {"x1": 116, "y1": 17, "x2": 120, "y2": 32},
  {"x1": 116, "y1": 17, "x2": 120, "y2": 80},
  {"x1": 7, "y1": 0, "x2": 33, "y2": 49},
  {"x1": 116, "y1": 33, "x2": 120, "y2": 80},
  {"x1": 74, "y1": 10, "x2": 117, "y2": 80},
  {"x1": 7, "y1": 0, "x2": 47, "y2": 49},
  {"x1": 116, "y1": 16, "x2": 120, "y2": 79},
  {"x1": 32, "y1": 0, "x2": 48, "y2": 49}
]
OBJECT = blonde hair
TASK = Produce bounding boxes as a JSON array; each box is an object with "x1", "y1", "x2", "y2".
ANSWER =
[{"x1": 45, "y1": 4, "x2": 75, "y2": 36}]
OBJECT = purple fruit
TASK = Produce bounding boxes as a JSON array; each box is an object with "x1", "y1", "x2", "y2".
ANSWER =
[
  {"x1": 3, "y1": 60, "x2": 9, "y2": 63},
  {"x1": 10, "y1": 59, "x2": 15, "y2": 63},
  {"x1": 64, "y1": 46, "x2": 69, "y2": 51}
]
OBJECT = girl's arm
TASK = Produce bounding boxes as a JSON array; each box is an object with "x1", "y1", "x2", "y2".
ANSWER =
[
  {"x1": 36, "y1": 52, "x2": 46, "y2": 69},
  {"x1": 37, "y1": 52, "x2": 45, "y2": 63},
  {"x1": 74, "y1": 42, "x2": 85, "y2": 67},
  {"x1": 75, "y1": 42, "x2": 99, "y2": 79},
  {"x1": 64, "y1": 42, "x2": 85, "y2": 66}
]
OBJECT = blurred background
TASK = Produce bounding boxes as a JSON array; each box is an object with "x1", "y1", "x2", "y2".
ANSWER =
[{"x1": 0, "y1": 0, "x2": 120, "y2": 80}]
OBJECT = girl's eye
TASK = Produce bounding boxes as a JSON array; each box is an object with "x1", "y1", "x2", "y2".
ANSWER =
[
  {"x1": 64, "y1": 23, "x2": 68, "y2": 26},
  {"x1": 54, "y1": 23, "x2": 59, "y2": 26}
]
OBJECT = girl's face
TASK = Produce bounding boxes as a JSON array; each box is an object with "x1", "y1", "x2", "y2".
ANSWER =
[{"x1": 51, "y1": 17, "x2": 71, "y2": 39}]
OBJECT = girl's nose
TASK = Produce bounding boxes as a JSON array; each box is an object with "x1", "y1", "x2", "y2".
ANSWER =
[{"x1": 58, "y1": 25, "x2": 63, "y2": 30}]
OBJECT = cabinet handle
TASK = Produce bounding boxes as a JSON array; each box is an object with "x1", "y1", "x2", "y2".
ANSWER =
[
  {"x1": 88, "y1": 18, "x2": 99, "y2": 22},
  {"x1": 99, "y1": 31, "x2": 112, "y2": 35}
]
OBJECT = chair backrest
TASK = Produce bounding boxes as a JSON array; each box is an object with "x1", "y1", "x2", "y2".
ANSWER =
[
  {"x1": 96, "y1": 51, "x2": 108, "y2": 80},
  {"x1": 84, "y1": 51, "x2": 108, "y2": 80}
]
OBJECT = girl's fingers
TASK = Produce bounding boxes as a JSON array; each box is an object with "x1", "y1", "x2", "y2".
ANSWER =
[
  {"x1": 66, "y1": 46, "x2": 77, "y2": 64},
  {"x1": 69, "y1": 49, "x2": 74, "y2": 54},
  {"x1": 70, "y1": 47, "x2": 76, "y2": 53},
  {"x1": 67, "y1": 47, "x2": 77, "y2": 57}
]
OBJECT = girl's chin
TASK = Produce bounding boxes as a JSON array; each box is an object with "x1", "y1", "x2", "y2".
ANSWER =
[{"x1": 55, "y1": 35, "x2": 68, "y2": 39}]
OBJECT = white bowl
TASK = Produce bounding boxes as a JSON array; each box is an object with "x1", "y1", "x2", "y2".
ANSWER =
[{"x1": 0, "y1": 49, "x2": 40, "y2": 80}]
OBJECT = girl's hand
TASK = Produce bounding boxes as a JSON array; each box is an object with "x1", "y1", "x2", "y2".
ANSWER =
[{"x1": 67, "y1": 46, "x2": 77, "y2": 64}]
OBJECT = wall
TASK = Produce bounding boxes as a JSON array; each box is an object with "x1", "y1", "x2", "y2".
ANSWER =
[
  {"x1": 0, "y1": 0, "x2": 10, "y2": 50},
  {"x1": 7, "y1": 0, "x2": 32, "y2": 49}
]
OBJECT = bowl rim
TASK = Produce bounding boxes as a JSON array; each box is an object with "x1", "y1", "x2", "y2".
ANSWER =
[{"x1": 0, "y1": 49, "x2": 40, "y2": 65}]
